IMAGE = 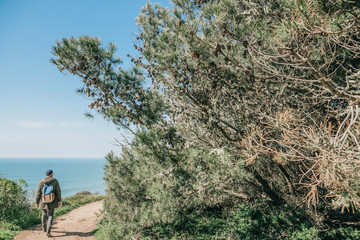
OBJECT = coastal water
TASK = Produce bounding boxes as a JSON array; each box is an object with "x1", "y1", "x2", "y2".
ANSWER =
[{"x1": 0, "y1": 158, "x2": 106, "y2": 199}]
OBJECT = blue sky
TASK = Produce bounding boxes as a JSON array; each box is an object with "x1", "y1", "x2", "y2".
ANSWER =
[{"x1": 0, "y1": 0, "x2": 170, "y2": 158}]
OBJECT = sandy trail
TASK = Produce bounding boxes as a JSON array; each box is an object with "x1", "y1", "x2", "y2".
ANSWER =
[{"x1": 14, "y1": 200, "x2": 103, "y2": 240}]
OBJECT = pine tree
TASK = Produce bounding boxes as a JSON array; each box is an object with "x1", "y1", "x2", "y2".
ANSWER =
[{"x1": 51, "y1": 0, "x2": 360, "y2": 238}]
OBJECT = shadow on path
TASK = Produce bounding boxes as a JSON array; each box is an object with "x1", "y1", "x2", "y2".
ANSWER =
[{"x1": 49, "y1": 230, "x2": 93, "y2": 238}]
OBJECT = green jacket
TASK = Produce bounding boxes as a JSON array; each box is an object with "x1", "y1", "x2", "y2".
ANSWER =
[{"x1": 36, "y1": 177, "x2": 62, "y2": 210}]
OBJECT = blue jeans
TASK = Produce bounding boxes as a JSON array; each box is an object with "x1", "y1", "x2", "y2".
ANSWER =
[{"x1": 41, "y1": 208, "x2": 54, "y2": 234}]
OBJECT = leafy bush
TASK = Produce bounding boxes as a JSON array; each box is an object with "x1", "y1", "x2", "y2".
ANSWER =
[
  {"x1": 139, "y1": 200, "x2": 315, "y2": 240},
  {"x1": 320, "y1": 226, "x2": 360, "y2": 240},
  {"x1": 139, "y1": 201, "x2": 359, "y2": 240},
  {"x1": 0, "y1": 177, "x2": 38, "y2": 240},
  {"x1": 0, "y1": 178, "x2": 28, "y2": 222},
  {"x1": 0, "y1": 222, "x2": 21, "y2": 240},
  {"x1": 93, "y1": 128, "x2": 252, "y2": 239}
]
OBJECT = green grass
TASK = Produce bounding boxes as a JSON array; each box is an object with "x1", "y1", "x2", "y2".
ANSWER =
[
  {"x1": 0, "y1": 191, "x2": 104, "y2": 240},
  {"x1": 54, "y1": 191, "x2": 104, "y2": 217}
]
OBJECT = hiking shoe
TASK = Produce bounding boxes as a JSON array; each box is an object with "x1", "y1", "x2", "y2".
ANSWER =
[{"x1": 46, "y1": 233, "x2": 52, "y2": 237}]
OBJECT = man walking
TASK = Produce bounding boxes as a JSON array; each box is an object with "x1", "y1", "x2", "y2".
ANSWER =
[{"x1": 36, "y1": 169, "x2": 62, "y2": 237}]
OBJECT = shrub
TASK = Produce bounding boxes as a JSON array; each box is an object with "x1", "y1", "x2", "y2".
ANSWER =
[
  {"x1": 95, "y1": 128, "x2": 252, "y2": 239},
  {"x1": 139, "y1": 201, "x2": 360, "y2": 240},
  {"x1": 320, "y1": 226, "x2": 360, "y2": 240},
  {"x1": 139, "y1": 200, "x2": 317, "y2": 239},
  {"x1": 75, "y1": 190, "x2": 92, "y2": 196},
  {"x1": 0, "y1": 178, "x2": 28, "y2": 222},
  {"x1": 0, "y1": 221, "x2": 21, "y2": 240}
]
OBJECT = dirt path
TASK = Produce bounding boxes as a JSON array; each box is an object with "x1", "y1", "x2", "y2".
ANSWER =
[{"x1": 14, "y1": 200, "x2": 103, "y2": 240}]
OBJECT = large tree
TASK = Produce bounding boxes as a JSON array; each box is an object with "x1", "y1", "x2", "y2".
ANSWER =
[{"x1": 51, "y1": 0, "x2": 360, "y2": 237}]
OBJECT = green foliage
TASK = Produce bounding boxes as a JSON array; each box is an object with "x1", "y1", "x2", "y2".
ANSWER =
[
  {"x1": 290, "y1": 227, "x2": 320, "y2": 240},
  {"x1": 321, "y1": 226, "x2": 360, "y2": 240},
  {"x1": 139, "y1": 201, "x2": 360, "y2": 240},
  {"x1": 50, "y1": 36, "x2": 167, "y2": 129},
  {"x1": 95, "y1": 129, "x2": 250, "y2": 239},
  {"x1": 0, "y1": 222, "x2": 21, "y2": 240},
  {"x1": 0, "y1": 178, "x2": 27, "y2": 222},
  {"x1": 0, "y1": 178, "x2": 39, "y2": 239},
  {"x1": 51, "y1": 0, "x2": 360, "y2": 239},
  {"x1": 139, "y1": 200, "x2": 319, "y2": 240},
  {"x1": 135, "y1": 0, "x2": 360, "y2": 214}
]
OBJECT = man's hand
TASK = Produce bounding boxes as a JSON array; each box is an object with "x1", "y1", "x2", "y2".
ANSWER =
[
  {"x1": 58, "y1": 202, "x2": 61, "y2": 207},
  {"x1": 36, "y1": 204, "x2": 39, "y2": 208}
]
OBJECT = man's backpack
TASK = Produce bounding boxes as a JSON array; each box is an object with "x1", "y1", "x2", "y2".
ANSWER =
[{"x1": 42, "y1": 182, "x2": 55, "y2": 203}]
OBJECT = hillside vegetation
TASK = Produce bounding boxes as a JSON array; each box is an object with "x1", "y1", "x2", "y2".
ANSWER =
[{"x1": 51, "y1": 0, "x2": 360, "y2": 239}]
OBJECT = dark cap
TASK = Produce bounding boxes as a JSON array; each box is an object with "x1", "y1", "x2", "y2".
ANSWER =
[{"x1": 46, "y1": 169, "x2": 53, "y2": 176}]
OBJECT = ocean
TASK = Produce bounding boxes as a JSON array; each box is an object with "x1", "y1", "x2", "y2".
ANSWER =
[{"x1": 0, "y1": 158, "x2": 106, "y2": 200}]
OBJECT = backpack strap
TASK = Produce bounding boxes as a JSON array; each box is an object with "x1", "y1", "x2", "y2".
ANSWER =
[{"x1": 44, "y1": 182, "x2": 53, "y2": 187}]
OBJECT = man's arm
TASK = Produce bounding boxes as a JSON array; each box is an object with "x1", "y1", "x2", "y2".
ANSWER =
[{"x1": 55, "y1": 180, "x2": 62, "y2": 206}]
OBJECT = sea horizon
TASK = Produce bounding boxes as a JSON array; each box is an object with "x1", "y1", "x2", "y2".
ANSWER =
[{"x1": 0, "y1": 157, "x2": 107, "y2": 200}]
